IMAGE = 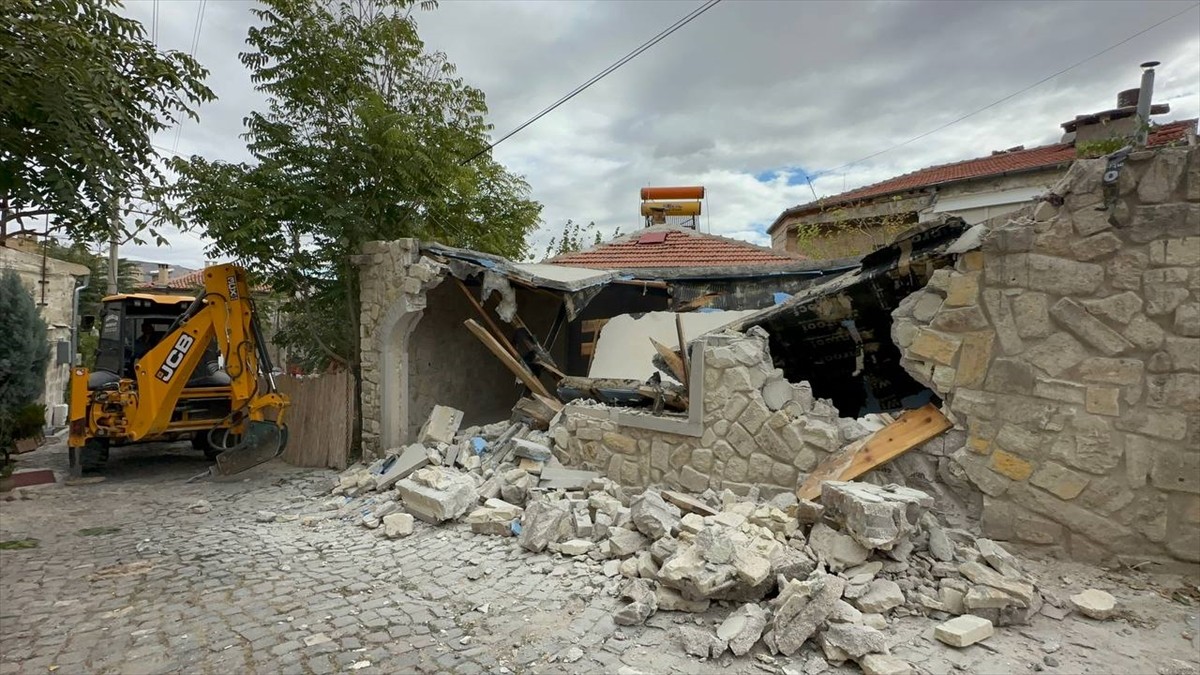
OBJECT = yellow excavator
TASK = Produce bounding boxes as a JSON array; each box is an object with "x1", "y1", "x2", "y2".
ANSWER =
[{"x1": 67, "y1": 264, "x2": 289, "y2": 477}]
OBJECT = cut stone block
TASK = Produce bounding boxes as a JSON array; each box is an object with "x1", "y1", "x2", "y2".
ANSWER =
[
  {"x1": 820, "y1": 481, "x2": 933, "y2": 550},
  {"x1": 1069, "y1": 588, "x2": 1116, "y2": 620},
  {"x1": 417, "y1": 405, "x2": 464, "y2": 445},
  {"x1": 382, "y1": 513, "x2": 414, "y2": 539},
  {"x1": 395, "y1": 467, "x2": 477, "y2": 523},
  {"x1": 934, "y1": 614, "x2": 994, "y2": 647}
]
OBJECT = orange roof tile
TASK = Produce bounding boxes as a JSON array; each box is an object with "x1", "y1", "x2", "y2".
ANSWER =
[
  {"x1": 771, "y1": 118, "x2": 1196, "y2": 231},
  {"x1": 547, "y1": 225, "x2": 803, "y2": 269}
]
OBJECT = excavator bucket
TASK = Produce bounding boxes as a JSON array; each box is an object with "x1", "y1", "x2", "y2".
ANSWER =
[{"x1": 213, "y1": 421, "x2": 287, "y2": 476}]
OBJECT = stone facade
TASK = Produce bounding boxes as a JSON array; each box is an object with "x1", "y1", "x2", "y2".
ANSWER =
[
  {"x1": 893, "y1": 147, "x2": 1200, "y2": 565},
  {"x1": 357, "y1": 239, "x2": 446, "y2": 461},
  {"x1": 551, "y1": 328, "x2": 864, "y2": 498}
]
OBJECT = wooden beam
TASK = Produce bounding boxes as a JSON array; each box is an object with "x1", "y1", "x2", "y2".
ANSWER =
[
  {"x1": 796, "y1": 403, "x2": 952, "y2": 501},
  {"x1": 650, "y1": 337, "x2": 686, "y2": 382},
  {"x1": 453, "y1": 277, "x2": 523, "y2": 361},
  {"x1": 463, "y1": 319, "x2": 554, "y2": 399},
  {"x1": 674, "y1": 314, "x2": 689, "y2": 388}
]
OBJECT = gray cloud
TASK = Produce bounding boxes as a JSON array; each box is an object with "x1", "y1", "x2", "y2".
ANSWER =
[{"x1": 114, "y1": 0, "x2": 1200, "y2": 266}]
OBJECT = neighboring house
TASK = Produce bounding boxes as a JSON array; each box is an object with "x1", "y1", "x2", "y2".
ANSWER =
[
  {"x1": 769, "y1": 89, "x2": 1198, "y2": 258},
  {"x1": 1, "y1": 240, "x2": 90, "y2": 425},
  {"x1": 127, "y1": 260, "x2": 198, "y2": 287}
]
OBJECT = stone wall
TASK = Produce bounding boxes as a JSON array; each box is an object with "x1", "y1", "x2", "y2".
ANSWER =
[
  {"x1": 551, "y1": 328, "x2": 865, "y2": 498},
  {"x1": 892, "y1": 146, "x2": 1200, "y2": 565}
]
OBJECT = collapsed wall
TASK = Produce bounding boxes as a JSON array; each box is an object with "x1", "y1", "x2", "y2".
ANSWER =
[
  {"x1": 553, "y1": 328, "x2": 888, "y2": 497},
  {"x1": 893, "y1": 146, "x2": 1200, "y2": 565}
]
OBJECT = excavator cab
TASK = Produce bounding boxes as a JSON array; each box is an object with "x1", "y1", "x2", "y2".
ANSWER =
[{"x1": 68, "y1": 266, "x2": 289, "y2": 476}]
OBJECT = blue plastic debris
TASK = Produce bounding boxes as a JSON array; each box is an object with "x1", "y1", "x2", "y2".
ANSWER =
[
  {"x1": 697, "y1": 307, "x2": 722, "y2": 313},
  {"x1": 510, "y1": 521, "x2": 522, "y2": 535},
  {"x1": 472, "y1": 437, "x2": 488, "y2": 455},
  {"x1": 773, "y1": 292, "x2": 792, "y2": 305}
]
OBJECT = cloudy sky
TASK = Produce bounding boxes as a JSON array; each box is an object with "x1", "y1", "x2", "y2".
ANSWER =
[{"x1": 111, "y1": 0, "x2": 1200, "y2": 267}]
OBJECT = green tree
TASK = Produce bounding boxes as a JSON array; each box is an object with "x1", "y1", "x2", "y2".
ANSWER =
[
  {"x1": 0, "y1": 0, "x2": 214, "y2": 244},
  {"x1": 542, "y1": 220, "x2": 620, "y2": 259},
  {"x1": 168, "y1": 0, "x2": 541, "y2": 373},
  {"x1": 0, "y1": 270, "x2": 50, "y2": 466}
]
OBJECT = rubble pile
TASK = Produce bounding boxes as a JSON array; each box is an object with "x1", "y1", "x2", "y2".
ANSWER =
[{"x1": 307, "y1": 403, "x2": 1106, "y2": 672}]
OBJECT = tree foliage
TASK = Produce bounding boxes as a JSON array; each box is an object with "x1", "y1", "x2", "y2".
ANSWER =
[
  {"x1": 168, "y1": 0, "x2": 541, "y2": 370},
  {"x1": 0, "y1": 0, "x2": 213, "y2": 243},
  {"x1": 541, "y1": 219, "x2": 620, "y2": 259},
  {"x1": 0, "y1": 270, "x2": 50, "y2": 456}
]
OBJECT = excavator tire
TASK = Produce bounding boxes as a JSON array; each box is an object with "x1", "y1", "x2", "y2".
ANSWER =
[
  {"x1": 193, "y1": 430, "x2": 231, "y2": 461},
  {"x1": 80, "y1": 439, "x2": 108, "y2": 473}
]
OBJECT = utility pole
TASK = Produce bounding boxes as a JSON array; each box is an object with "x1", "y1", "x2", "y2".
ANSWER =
[{"x1": 108, "y1": 198, "x2": 119, "y2": 295}]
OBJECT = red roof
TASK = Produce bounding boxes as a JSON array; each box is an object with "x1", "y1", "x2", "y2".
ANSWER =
[
  {"x1": 771, "y1": 118, "x2": 1196, "y2": 231},
  {"x1": 547, "y1": 225, "x2": 804, "y2": 269},
  {"x1": 138, "y1": 267, "x2": 206, "y2": 290}
]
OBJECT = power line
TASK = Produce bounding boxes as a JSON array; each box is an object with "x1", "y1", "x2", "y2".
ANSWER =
[
  {"x1": 821, "y1": 1, "x2": 1200, "y2": 178},
  {"x1": 172, "y1": 0, "x2": 208, "y2": 154},
  {"x1": 461, "y1": 0, "x2": 724, "y2": 165}
]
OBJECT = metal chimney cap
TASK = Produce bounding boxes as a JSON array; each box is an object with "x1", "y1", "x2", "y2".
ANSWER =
[{"x1": 1141, "y1": 60, "x2": 1161, "y2": 69}]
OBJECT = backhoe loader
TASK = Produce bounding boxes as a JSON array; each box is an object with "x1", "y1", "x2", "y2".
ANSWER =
[{"x1": 67, "y1": 264, "x2": 289, "y2": 477}]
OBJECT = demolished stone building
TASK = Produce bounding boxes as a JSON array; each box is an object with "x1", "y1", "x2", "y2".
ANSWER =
[{"x1": 356, "y1": 144, "x2": 1199, "y2": 568}]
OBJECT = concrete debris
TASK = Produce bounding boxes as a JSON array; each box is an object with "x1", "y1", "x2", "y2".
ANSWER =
[
  {"x1": 465, "y1": 499, "x2": 522, "y2": 536},
  {"x1": 382, "y1": 512, "x2": 414, "y2": 539},
  {"x1": 510, "y1": 438, "x2": 553, "y2": 462},
  {"x1": 255, "y1": 510, "x2": 277, "y2": 523},
  {"x1": 819, "y1": 481, "x2": 933, "y2": 550},
  {"x1": 559, "y1": 539, "x2": 594, "y2": 556},
  {"x1": 517, "y1": 500, "x2": 573, "y2": 553},
  {"x1": 717, "y1": 603, "x2": 770, "y2": 656},
  {"x1": 934, "y1": 614, "x2": 994, "y2": 647},
  {"x1": 771, "y1": 574, "x2": 847, "y2": 656},
  {"x1": 608, "y1": 527, "x2": 650, "y2": 558},
  {"x1": 417, "y1": 405, "x2": 464, "y2": 446},
  {"x1": 377, "y1": 444, "x2": 429, "y2": 490},
  {"x1": 630, "y1": 490, "x2": 682, "y2": 539},
  {"x1": 820, "y1": 622, "x2": 888, "y2": 659},
  {"x1": 859, "y1": 654, "x2": 916, "y2": 675},
  {"x1": 187, "y1": 499, "x2": 212, "y2": 514},
  {"x1": 1069, "y1": 589, "x2": 1117, "y2": 620},
  {"x1": 808, "y1": 522, "x2": 870, "y2": 572},
  {"x1": 396, "y1": 467, "x2": 478, "y2": 523},
  {"x1": 499, "y1": 468, "x2": 535, "y2": 506},
  {"x1": 612, "y1": 578, "x2": 658, "y2": 626},
  {"x1": 676, "y1": 626, "x2": 727, "y2": 659},
  {"x1": 655, "y1": 586, "x2": 709, "y2": 613},
  {"x1": 853, "y1": 579, "x2": 905, "y2": 614}
]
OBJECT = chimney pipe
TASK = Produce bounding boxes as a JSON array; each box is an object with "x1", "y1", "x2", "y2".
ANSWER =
[
  {"x1": 157, "y1": 263, "x2": 170, "y2": 285},
  {"x1": 1135, "y1": 61, "x2": 1159, "y2": 147}
]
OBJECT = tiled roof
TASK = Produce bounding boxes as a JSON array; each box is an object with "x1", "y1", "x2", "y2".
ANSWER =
[
  {"x1": 771, "y1": 118, "x2": 1197, "y2": 231},
  {"x1": 547, "y1": 225, "x2": 804, "y2": 269}
]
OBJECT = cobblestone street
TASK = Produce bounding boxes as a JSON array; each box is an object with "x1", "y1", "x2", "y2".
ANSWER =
[{"x1": 2, "y1": 440, "x2": 1198, "y2": 675}]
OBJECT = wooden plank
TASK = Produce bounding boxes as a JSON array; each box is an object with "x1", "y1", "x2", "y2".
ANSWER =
[
  {"x1": 532, "y1": 393, "x2": 564, "y2": 413},
  {"x1": 463, "y1": 319, "x2": 553, "y2": 399},
  {"x1": 650, "y1": 338, "x2": 686, "y2": 382},
  {"x1": 674, "y1": 314, "x2": 690, "y2": 388},
  {"x1": 662, "y1": 490, "x2": 718, "y2": 517},
  {"x1": 677, "y1": 292, "x2": 721, "y2": 312},
  {"x1": 796, "y1": 403, "x2": 951, "y2": 501},
  {"x1": 513, "y1": 397, "x2": 555, "y2": 430},
  {"x1": 453, "y1": 277, "x2": 525, "y2": 364}
]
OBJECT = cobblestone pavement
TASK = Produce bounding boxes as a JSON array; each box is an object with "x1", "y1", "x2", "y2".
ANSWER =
[{"x1": 2, "y1": 439, "x2": 1198, "y2": 675}]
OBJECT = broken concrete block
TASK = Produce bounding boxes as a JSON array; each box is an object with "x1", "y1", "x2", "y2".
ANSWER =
[
  {"x1": 827, "y1": 599, "x2": 863, "y2": 624},
  {"x1": 853, "y1": 579, "x2": 905, "y2": 614},
  {"x1": 395, "y1": 467, "x2": 478, "y2": 524},
  {"x1": 1069, "y1": 589, "x2": 1116, "y2": 620},
  {"x1": 715, "y1": 603, "x2": 769, "y2": 656},
  {"x1": 573, "y1": 510, "x2": 594, "y2": 539},
  {"x1": 695, "y1": 526, "x2": 735, "y2": 564},
  {"x1": 975, "y1": 538, "x2": 1021, "y2": 577},
  {"x1": 608, "y1": 527, "x2": 650, "y2": 558},
  {"x1": 382, "y1": 513, "x2": 414, "y2": 539},
  {"x1": 630, "y1": 490, "x2": 681, "y2": 539},
  {"x1": 376, "y1": 444, "x2": 430, "y2": 491},
  {"x1": 795, "y1": 498, "x2": 825, "y2": 524},
  {"x1": 538, "y1": 465, "x2": 600, "y2": 489},
  {"x1": 417, "y1": 405, "x2": 464, "y2": 445},
  {"x1": 255, "y1": 510, "x2": 277, "y2": 523},
  {"x1": 589, "y1": 492, "x2": 623, "y2": 518},
  {"x1": 499, "y1": 468, "x2": 535, "y2": 506},
  {"x1": 808, "y1": 522, "x2": 870, "y2": 572},
  {"x1": 511, "y1": 438, "x2": 552, "y2": 462},
  {"x1": 559, "y1": 539, "x2": 594, "y2": 556},
  {"x1": 655, "y1": 586, "x2": 709, "y2": 613},
  {"x1": 679, "y1": 512, "x2": 705, "y2": 534},
  {"x1": 820, "y1": 481, "x2": 933, "y2": 550},
  {"x1": 733, "y1": 549, "x2": 771, "y2": 586},
  {"x1": 820, "y1": 622, "x2": 888, "y2": 658},
  {"x1": 958, "y1": 561, "x2": 1037, "y2": 607},
  {"x1": 771, "y1": 573, "x2": 847, "y2": 656},
  {"x1": 676, "y1": 626, "x2": 727, "y2": 659},
  {"x1": 860, "y1": 654, "x2": 916, "y2": 675},
  {"x1": 612, "y1": 578, "x2": 657, "y2": 626},
  {"x1": 927, "y1": 522, "x2": 955, "y2": 562},
  {"x1": 517, "y1": 500, "x2": 573, "y2": 553},
  {"x1": 934, "y1": 614, "x2": 994, "y2": 647},
  {"x1": 465, "y1": 499, "x2": 523, "y2": 536}
]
